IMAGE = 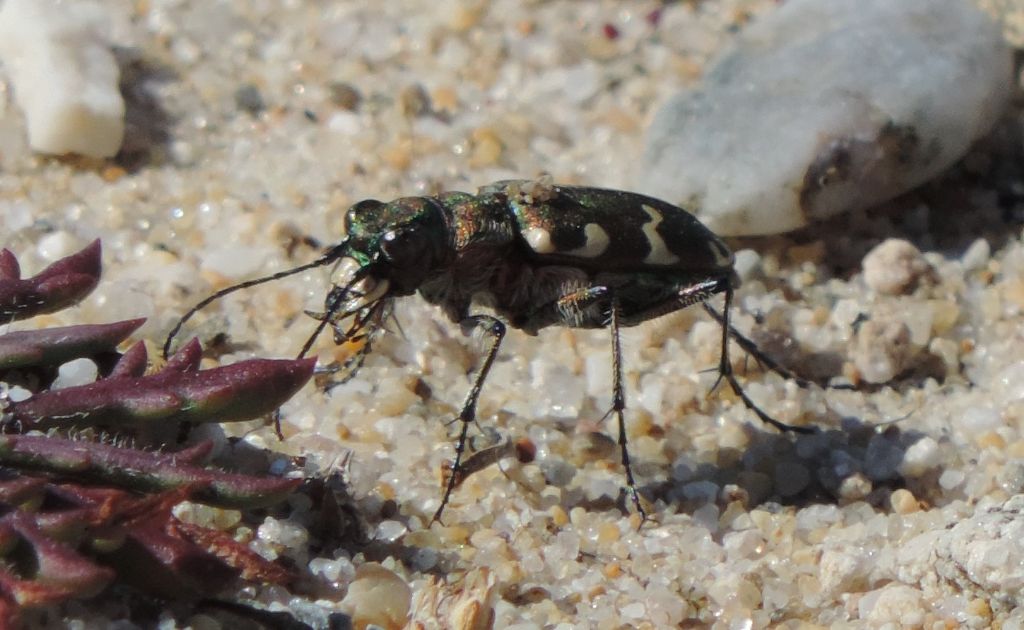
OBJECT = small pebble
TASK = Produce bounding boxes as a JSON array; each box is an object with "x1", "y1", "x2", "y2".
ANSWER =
[
  {"x1": 640, "y1": 0, "x2": 1013, "y2": 235},
  {"x1": 851, "y1": 319, "x2": 913, "y2": 384},
  {"x1": 899, "y1": 436, "x2": 942, "y2": 477},
  {"x1": 339, "y1": 562, "x2": 412, "y2": 630},
  {"x1": 961, "y1": 238, "x2": 992, "y2": 272},
  {"x1": 328, "y1": 82, "x2": 362, "y2": 110},
  {"x1": 374, "y1": 520, "x2": 408, "y2": 543},
  {"x1": 889, "y1": 489, "x2": 919, "y2": 514},
  {"x1": 864, "y1": 435, "x2": 904, "y2": 482},
  {"x1": 837, "y1": 473, "x2": 872, "y2": 502},
  {"x1": 862, "y1": 239, "x2": 932, "y2": 295},
  {"x1": 399, "y1": 83, "x2": 431, "y2": 118},
  {"x1": 234, "y1": 84, "x2": 266, "y2": 115}
]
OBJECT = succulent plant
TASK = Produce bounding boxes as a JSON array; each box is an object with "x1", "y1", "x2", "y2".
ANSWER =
[{"x1": 0, "y1": 241, "x2": 317, "y2": 626}]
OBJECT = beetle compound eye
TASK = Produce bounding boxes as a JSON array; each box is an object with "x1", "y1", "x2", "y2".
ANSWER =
[
  {"x1": 344, "y1": 199, "x2": 385, "y2": 234},
  {"x1": 380, "y1": 229, "x2": 427, "y2": 269}
]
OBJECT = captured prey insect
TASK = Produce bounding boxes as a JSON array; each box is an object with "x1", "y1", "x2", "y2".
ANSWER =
[{"x1": 163, "y1": 178, "x2": 813, "y2": 524}]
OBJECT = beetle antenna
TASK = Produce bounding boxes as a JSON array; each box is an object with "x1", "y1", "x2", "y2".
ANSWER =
[{"x1": 163, "y1": 243, "x2": 348, "y2": 359}]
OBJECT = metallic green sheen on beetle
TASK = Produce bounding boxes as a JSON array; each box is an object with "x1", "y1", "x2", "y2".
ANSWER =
[
  {"x1": 342, "y1": 179, "x2": 735, "y2": 332},
  {"x1": 165, "y1": 178, "x2": 807, "y2": 525}
]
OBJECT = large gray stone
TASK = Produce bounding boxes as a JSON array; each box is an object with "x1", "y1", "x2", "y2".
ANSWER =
[{"x1": 640, "y1": 0, "x2": 1014, "y2": 236}]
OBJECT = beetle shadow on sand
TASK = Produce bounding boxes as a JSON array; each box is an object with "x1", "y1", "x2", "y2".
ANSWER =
[{"x1": 644, "y1": 416, "x2": 937, "y2": 522}]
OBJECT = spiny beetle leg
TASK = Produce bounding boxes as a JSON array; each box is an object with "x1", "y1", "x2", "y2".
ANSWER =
[
  {"x1": 702, "y1": 302, "x2": 814, "y2": 389},
  {"x1": 607, "y1": 297, "x2": 649, "y2": 525},
  {"x1": 433, "y1": 314, "x2": 506, "y2": 525},
  {"x1": 715, "y1": 289, "x2": 814, "y2": 435}
]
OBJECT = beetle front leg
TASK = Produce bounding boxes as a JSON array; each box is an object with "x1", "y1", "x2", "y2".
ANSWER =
[
  {"x1": 607, "y1": 297, "x2": 649, "y2": 524},
  {"x1": 433, "y1": 314, "x2": 506, "y2": 524}
]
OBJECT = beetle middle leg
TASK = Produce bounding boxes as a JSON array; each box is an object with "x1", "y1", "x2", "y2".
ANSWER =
[
  {"x1": 433, "y1": 314, "x2": 506, "y2": 524},
  {"x1": 549, "y1": 286, "x2": 651, "y2": 522},
  {"x1": 605, "y1": 296, "x2": 649, "y2": 523}
]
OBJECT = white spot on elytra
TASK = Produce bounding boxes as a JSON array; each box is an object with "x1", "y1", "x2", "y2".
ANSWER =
[
  {"x1": 641, "y1": 204, "x2": 680, "y2": 265},
  {"x1": 524, "y1": 226, "x2": 555, "y2": 253},
  {"x1": 566, "y1": 223, "x2": 610, "y2": 258},
  {"x1": 708, "y1": 237, "x2": 734, "y2": 267}
]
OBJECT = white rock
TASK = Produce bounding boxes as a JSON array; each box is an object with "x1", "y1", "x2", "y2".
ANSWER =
[
  {"x1": 639, "y1": 0, "x2": 1013, "y2": 236},
  {"x1": 0, "y1": 0, "x2": 125, "y2": 158},
  {"x1": 862, "y1": 239, "x2": 933, "y2": 295},
  {"x1": 900, "y1": 436, "x2": 942, "y2": 477},
  {"x1": 51, "y1": 358, "x2": 98, "y2": 390},
  {"x1": 339, "y1": 562, "x2": 412, "y2": 630},
  {"x1": 860, "y1": 583, "x2": 925, "y2": 626},
  {"x1": 852, "y1": 318, "x2": 913, "y2": 384},
  {"x1": 891, "y1": 498, "x2": 1024, "y2": 614}
]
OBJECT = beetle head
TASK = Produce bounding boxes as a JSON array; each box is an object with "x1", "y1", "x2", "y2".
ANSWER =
[{"x1": 342, "y1": 196, "x2": 451, "y2": 295}]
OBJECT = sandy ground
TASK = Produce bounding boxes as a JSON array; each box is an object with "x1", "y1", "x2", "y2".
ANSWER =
[{"x1": 2, "y1": 1, "x2": 1024, "y2": 628}]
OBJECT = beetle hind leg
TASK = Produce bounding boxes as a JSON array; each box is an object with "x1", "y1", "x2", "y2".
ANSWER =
[
  {"x1": 713, "y1": 288, "x2": 814, "y2": 435},
  {"x1": 701, "y1": 302, "x2": 815, "y2": 389}
]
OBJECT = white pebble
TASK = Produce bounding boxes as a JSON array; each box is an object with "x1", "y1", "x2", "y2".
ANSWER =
[
  {"x1": 731, "y1": 248, "x2": 763, "y2": 282},
  {"x1": 961, "y1": 238, "x2": 992, "y2": 272},
  {"x1": 4, "y1": 386, "x2": 31, "y2": 402},
  {"x1": 860, "y1": 583, "x2": 925, "y2": 626},
  {"x1": 374, "y1": 520, "x2": 408, "y2": 543},
  {"x1": 852, "y1": 319, "x2": 912, "y2": 384},
  {"x1": 202, "y1": 245, "x2": 278, "y2": 279},
  {"x1": 900, "y1": 436, "x2": 942, "y2": 477},
  {"x1": 862, "y1": 239, "x2": 932, "y2": 295},
  {"x1": 36, "y1": 231, "x2": 79, "y2": 262},
  {"x1": 308, "y1": 557, "x2": 343, "y2": 583},
  {"x1": 0, "y1": 0, "x2": 125, "y2": 157},
  {"x1": 339, "y1": 562, "x2": 412, "y2": 630},
  {"x1": 939, "y1": 469, "x2": 965, "y2": 490},
  {"x1": 959, "y1": 406, "x2": 1002, "y2": 433},
  {"x1": 51, "y1": 358, "x2": 99, "y2": 390}
]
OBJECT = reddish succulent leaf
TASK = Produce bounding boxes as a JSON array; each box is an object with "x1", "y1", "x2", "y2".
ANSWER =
[
  {"x1": 4, "y1": 512, "x2": 114, "y2": 600},
  {"x1": 29, "y1": 507, "x2": 102, "y2": 543},
  {"x1": 0, "y1": 319, "x2": 145, "y2": 371},
  {"x1": 170, "y1": 518, "x2": 294, "y2": 585},
  {"x1": 100, "y1": 514, "x2": 239, "y2": 599},
  {"x1": 107, "y1": 340, "x2": 148, "y2": 379},
  {"x1": 0, "y1": 566, "x2": 79, "y2": 608},
  {"x1": 9, "y1": 356, "x2": 316, "y2": 430},
  {"x1": 0, "y1": 592, "x2": 19, "y2": 629},
  {"x1": 0, "y1": 239, "x2": 318, "y2": 616},
  {"x1": 0, "y1": 478, "x2": 46, "y2": 505},
  {"x1": 0, "y1": 249, "x2": 19, "y2": 280},
  {"x1": 0, "y1": 240, "x2": 102, "y2": 322},
  {"x1": 163, "y1": 337, "x2": 202, "y2": 373},
  {"x1": 0, "y1": 436, "x2": 301, "y2": 509}
]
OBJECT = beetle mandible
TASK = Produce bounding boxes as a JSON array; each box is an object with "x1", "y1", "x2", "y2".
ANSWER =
[{"x1": 164, "y1": 178, "x2": 812, "y2": 523}]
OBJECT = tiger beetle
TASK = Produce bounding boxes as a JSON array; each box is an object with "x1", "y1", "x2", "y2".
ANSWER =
[{"x1": 164, "y1": 178, "x2": 813, "y2": 525}]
